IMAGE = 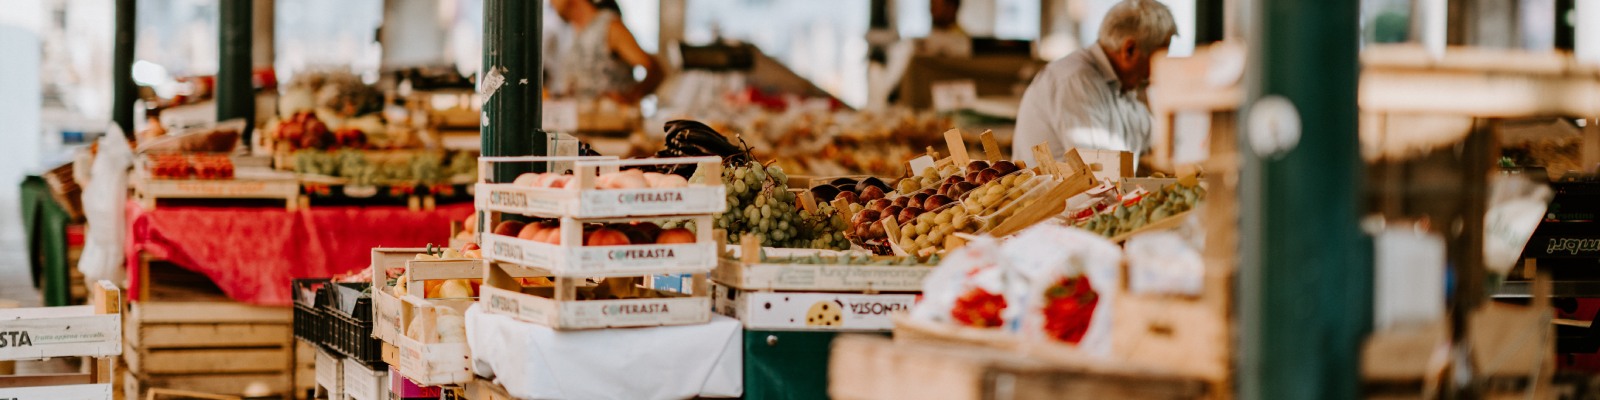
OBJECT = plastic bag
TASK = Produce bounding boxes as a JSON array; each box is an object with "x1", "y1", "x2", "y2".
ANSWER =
[
  {"x1": 77, "y1": 125, "x2": 133, "y2": 287},
  {"x1": 1123, "y1": 232, "x2": 1204, "y2": 296},
  {"x1": 999, "y1": 224, "x2": 1122, "y2": 356},
  {"x1": 909, "y1": 236, "x2": 1011, "y2": 330}
]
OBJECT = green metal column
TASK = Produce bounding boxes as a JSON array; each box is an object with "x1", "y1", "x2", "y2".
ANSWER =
[
  {"x1": 217, "y1": 0, "x2": 254, "y2": 142},
  {"x1": 482, "y1": 0, "x2": 546, "y2": 181},
  {"x1": 1237, "y1": 0, "x2": 1369, "y2": 399},
  {"x1": 113, "y1": 0, "x2": 136, "y2": 137}
]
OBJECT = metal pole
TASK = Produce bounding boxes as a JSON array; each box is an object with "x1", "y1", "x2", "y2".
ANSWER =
[
  {"x1": 113, "y1": 0, "x2": 136, "y2": 137},
  {"x1": 482, "y1": 0, "x2": 544, "y2": 181},
  {"x1": 1238, "y1": 0, "x2": 1368, "y2": 398},
  {"x1": 217, "y1": 0, "x2": 254, "y2": 143}
]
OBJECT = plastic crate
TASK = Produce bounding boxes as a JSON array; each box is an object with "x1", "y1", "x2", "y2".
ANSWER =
[
  {"x1": 292, "y1": 278, "x2": 329, "y2": 344},
  {"x1": 323, "y1": 282, "x2": 383, "y2": 366}
]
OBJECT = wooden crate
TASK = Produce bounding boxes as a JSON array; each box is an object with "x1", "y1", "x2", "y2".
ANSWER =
[
  {"x1": 466, "y1": 378, "x2": 517, "y2": 400},
  {"x1": 0, "y1": 281, "x2": 121, "y2": 400},
  {"x1": 713, "y1": 236, "x2": 931, "y2": 293},
  {"x1": 829, "y1": 335, "x2": 1212, "y2": 400},
  {"x1": 131, "y1": 169, "x2": 301, "y2": 211},
  {"x1": 474, "y1": 156, "x2": 725, "y2": 219},
  {"x1": 479, "y1": 214, "x2": 717, "y2": 277},
  {"x1": 394, "y1": 295, "x2": 472, "y2": 387},
  {"x1": 122, "y1": 301, "x2": 295, "y2": 399},
  {"x1": 480, "y1": 262, "x2": 711, "y2": 329}
]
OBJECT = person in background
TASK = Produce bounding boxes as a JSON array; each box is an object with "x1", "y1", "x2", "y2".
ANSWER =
[
  {"x1": 548, "y1": 0, "x2": 663, "y2": 104},
  {"x1": 918, "y1": 0, "x2": 971, "y2": 57},
  {"x1": 1010, "y1": 0, "x2": 1176, "y2": 168}
]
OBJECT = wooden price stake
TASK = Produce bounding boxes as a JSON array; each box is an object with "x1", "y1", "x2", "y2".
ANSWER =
[
  {"x1": 799, "y1": 191, "x2": 819, "y2": 213},
  {"x1": 1032, "y1": 144, "x2": 1060, "y2": 175},
  {"x1": 831, "y1": 198, "x2": 855, "y2": 222},
  {"x1": 980, "y1": 130, "x2": 1002, "y2": 162},
  {"x1": 943, "y1": 129, "x2": 971, "y2": 167},
  {"x1": 881, "y1": 215, "x2": 904, "y2": 256}
]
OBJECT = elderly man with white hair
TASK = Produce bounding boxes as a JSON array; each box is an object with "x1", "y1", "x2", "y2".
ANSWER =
[{"x1": 1012, "y1": 0, "x2": 1177, "y2": 168}]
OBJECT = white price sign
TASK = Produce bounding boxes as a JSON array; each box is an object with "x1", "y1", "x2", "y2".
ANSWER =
[
  {"x1": 931, "y1": 80, "x2": 977, "y2": 112},
  {"x1": 543, "y1": 100, "x2": 579, "y2": 132}
]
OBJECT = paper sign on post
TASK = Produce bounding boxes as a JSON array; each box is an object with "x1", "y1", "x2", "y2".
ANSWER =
[
  {"x1": 1172, "y1": 110, "x2": 1212, "y2": 165},
  {"x1": 931, "y1": 80, "x2": 977, "y2": 112},
  {"x1": 543, "y1": 100, "x2": 579, "y2": 132}
]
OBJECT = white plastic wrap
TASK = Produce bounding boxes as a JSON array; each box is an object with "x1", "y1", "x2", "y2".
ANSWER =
[
  {"x1": 908, "y1": 236, "x2": 1010, "y2": 329},
  {"x1": 466, "y1": 305, "x2": 742, "y2": 400},
  {"x1": 77, "y1": 125, "x2": 133, "y2": 287},
  {"x1": 998, "y1": 225, "x2": 1122, "y2": 357},
  {"x1": 1123, "y1": 232, "x2": 1205, "y2": 296}
]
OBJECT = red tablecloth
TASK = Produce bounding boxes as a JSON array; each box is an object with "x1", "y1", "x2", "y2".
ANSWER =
[{"x1": 126, "y1": 200, "x2": 473, "y2": 306}]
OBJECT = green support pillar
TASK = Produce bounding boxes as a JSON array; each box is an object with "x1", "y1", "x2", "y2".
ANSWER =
[
  {"x1": 113, "y1": 0, "x2": 136, "y2": 137},
  {"x1": 482, "y1": 0, "x2": 546, "y2": 182},
  {"x1": 1237, "y1": 0, "x2": 1369, "y2": 399},
  {"x1": 218, "y1": 0, "x2": 254, "y2": 142}
]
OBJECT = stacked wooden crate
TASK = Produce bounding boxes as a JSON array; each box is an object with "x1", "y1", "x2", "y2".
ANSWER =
[{"x1": 122, "y1": 301, "x2": 298, "y2": 398}]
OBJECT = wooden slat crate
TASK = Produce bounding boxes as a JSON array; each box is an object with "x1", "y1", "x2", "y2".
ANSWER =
[
  {"x1": 829, "y1": 335, "x2": 1211, "y2": 400},
  {"x1": 123, "y1": 301, "x2": 296, "y2": 399}
]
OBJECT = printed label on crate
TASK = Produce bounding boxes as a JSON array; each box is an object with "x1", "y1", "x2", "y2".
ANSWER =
[
  {"x1": 577, "y1": 187, "x2": 726, "y2": 216},
  {"x1": 0, "y1": 383, "x2": 113, "y2": 400},
  {"x1": 715, "y1": 288, "x2": 914, "y2": 331},
  {"x1": 560, "y1": 297, "x2": 711, "y2": 328},
  {"x1": 726, "y1": 263, "x2": 930, "y2": 291},
  {"x1": 486, "y1": 234, "x2": 713, "y2": 276},
  {"x1": 482, "y1": 286, "x2": 710, "y2": 329},
  {"x1": 374, "y1": 293, "x2": 403, "y2": 343},
  {"x1": 480, "y1": 185, "x2": 565, "y2": 215},
  {"x1": 0, "y1": 310, "x2": 120, "y2": 360}
]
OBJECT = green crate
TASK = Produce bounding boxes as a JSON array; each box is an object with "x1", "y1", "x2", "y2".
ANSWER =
[{"x1": 742, "y1": 330, "x2": 889, "y2": 400}]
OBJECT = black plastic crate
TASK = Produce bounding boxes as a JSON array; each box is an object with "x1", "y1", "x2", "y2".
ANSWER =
[
  {"x1": 323, "y1": 282, "x2": 383, "y2": 366},
  {"x1": 291, "y1": 278, "x2": 329, "y2": 345}
]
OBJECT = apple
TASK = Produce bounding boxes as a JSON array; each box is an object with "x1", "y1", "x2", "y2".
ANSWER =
[
  {"x1": 924, "y1": 194, "x2": 954, "y2": 210},
  {"x1": 977, "y1": 168, "x2": 1001, "y2": 185},
  {"x1": 463, "y1": 213, "x2": 478, "y2": 235},
  {"x1": 866, "y1": 198, "x2": 892, "y2": 211},
  {"x1": 910, "y1": 193, "x2": 931, "y2": 207},
  {"x1": 992, "y1": 161, "x2": 1021, "y2": 175},
  {"x1": 898, "y1": 207, "x2": 924, "y2": 223},
  {"x1": 493, "y1": 221, "x2": 526, "y2": 237},
  {"x1": 851, "y1": 209, "x2": 883, "y2": 226},
  {"x1": 859, "y1": 186, "x2": 887, "y2": 202},
  {"x1": 892, "y1": 196, "x2": 911, "y2": 208},
  {"x1": 966, "y1": 160, "x2": 991, "y2": 172},
  {"x1": 655, "y1": 228, "x2": 696, "y2": 244},
  {"x1": 883, "y1": 206, "x2": 903, "y2": 220},
  {"x1": 836, "y1": 191, "x2": 860, "y2": 205}
]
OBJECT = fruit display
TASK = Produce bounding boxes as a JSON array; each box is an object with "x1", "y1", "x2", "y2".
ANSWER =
[
  {"x1": 658, "y1": 104, "x2": 959, "y2": 178},
  {"x1": 507, "y1": 169, "x2": 690, "y2": 190},
  {"x1": 493, "y1": 219, "x2": 700, "y2": 247},
  {"x1": 147, "y1": 154, "x2": 235, "y2": 180},
  {"x1": 1074, "y1": 181, "x2": 1205, "y2": 238},
  {"x1": 708, "y1": 130, "x2": 850, "y2": 250},
  {"x1": 753, "y1": 251, "x2": 938, "y2": 267},
  {"x1": 1039, "y1": 276, "x2": 1098, "y2": 343},
  {"x1": 291, "y1": 149, "x2": 475, "y2": 186},
  {"x1": 272, "y1": 111, "x2": 334, "y2": 151}
]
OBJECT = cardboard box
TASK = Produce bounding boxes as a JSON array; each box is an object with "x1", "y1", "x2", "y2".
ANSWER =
[{"x1": 714, "y1": 285, "x2": 916, "y2": 331}]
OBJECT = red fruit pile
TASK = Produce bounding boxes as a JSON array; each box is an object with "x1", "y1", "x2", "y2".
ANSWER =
[
  {"x1": 950, "y1": 288, "x2": 1007, "y2": 328},
  {"x1": 1040, "y1": 276, "x2": 1098, "y2": 344},
  {"x1": 149, "y1": 154, "x2": 233, "y2": 180}
]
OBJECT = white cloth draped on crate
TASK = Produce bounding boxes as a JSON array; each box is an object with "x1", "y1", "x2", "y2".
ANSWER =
[{"x1": 465, "y1": 304, "x2": 743, "y2": 400}]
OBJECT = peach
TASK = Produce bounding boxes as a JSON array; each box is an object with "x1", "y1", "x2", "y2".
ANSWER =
[{"x1": 655, "y1": 228, "x2": 696, "y2": 244}]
